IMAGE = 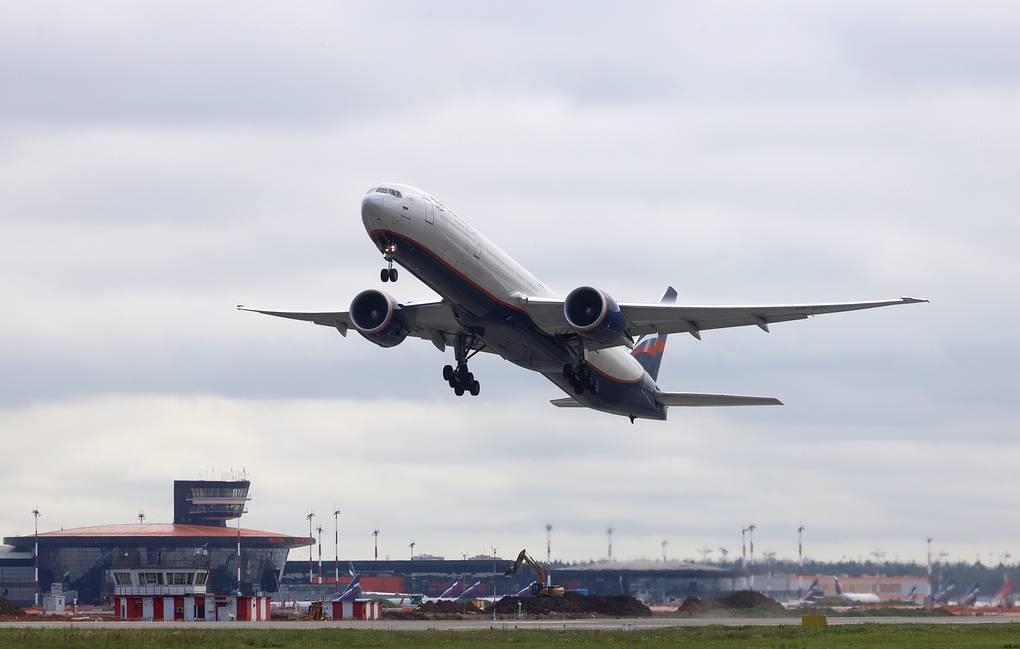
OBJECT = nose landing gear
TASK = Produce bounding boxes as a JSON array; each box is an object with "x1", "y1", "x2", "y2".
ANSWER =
[{"x1": 380, "y1": 244, "x2": 398, "y2": 282}]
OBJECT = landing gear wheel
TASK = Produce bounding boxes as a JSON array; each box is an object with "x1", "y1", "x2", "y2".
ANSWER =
[
  {"x1": 380, "y1": 268, "x2": 389, "y2": 282},
  {"x1": 574, "y1": 382, "x2": 584, "y2": 395},
  {"x1": 469, "y1": 380, "x2": 480, "y2": 396},
  {"x1": 442, "y1": 365, "x2": 454, "y2": 381},
  {"x1": 454, "y1": 384, "x2": 465, "y2": 396},
  {"x1": 388, "y1": 267, "x2": 398, "y2": 282}
]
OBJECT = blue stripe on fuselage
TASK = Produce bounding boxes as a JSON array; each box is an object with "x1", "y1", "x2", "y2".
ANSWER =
[{"x1": 369, "y1": 228, "x2": 666, "y2": 420}]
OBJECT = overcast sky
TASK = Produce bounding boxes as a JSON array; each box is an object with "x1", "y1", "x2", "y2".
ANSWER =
[{"x1": 2, "y1": 1, "x2": 1018, "y2": 567}]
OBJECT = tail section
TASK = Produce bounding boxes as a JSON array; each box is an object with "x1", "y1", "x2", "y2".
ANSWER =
[
  {"x1": 336, "y1": 574, "x2": 362, "y2": 602},
  {"x1": 631, "y1": 286, "x2": 677, "y2": 381},
  {"x1": 833, "y1": 575, "x2": 843, "y2": 596}
]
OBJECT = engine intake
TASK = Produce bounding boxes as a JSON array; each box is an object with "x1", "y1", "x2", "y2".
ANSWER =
[
  {"x1": 349, "y1": 289, "x2": 408, "y2": 348},
  {"x1": 563, "y1": 286, "x2": 627, "y2": 345}
]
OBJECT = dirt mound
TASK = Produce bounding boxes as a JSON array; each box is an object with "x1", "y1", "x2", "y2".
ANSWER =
[
  {"x1": 676, "y1": 591, "x2": 785, "y2": 615},
  {"x1": 719, "y1": 590, "x2": 783, "y2": 610},
  {"x1": 418, "y1": 600, "x2": 483, "y2": 614},
  {"x1": 676, "y1": 596, "x2": 703, "y2": 613},
  {"x1": 0, "y1": 596, "x2": 21, "y2": 616},
  {"x1": 490, "y1": 592, "x2": 651, "y2": 618}
]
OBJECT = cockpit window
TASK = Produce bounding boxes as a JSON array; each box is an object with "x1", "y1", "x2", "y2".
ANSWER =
[{"x1": 374, "y1": 187, "x2": 402, "y2": 199}]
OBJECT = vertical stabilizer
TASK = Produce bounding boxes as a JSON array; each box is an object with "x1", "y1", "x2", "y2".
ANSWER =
[{"x1": 631, "y1": 286, "x2": 677, "y2": 381}]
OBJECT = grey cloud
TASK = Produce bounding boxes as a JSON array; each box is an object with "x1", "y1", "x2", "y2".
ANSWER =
[{"x1": 2, "y1": 1, "x2": 1018, "y2": 563}]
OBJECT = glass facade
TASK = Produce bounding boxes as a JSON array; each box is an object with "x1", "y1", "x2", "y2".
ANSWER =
[
  {"x1": 173, "y1": 480, "x2": 251, "y2": 526},
  {"x1": 0, "y1": 537, "x2": 299, "y2": 606}
]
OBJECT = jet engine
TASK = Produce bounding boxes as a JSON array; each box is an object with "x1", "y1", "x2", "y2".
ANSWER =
[
  {"x1": 563, "y1": 286, "x2": 628, "y2": 345},
  {"x1": 349, "y1": 289, "x2": 408, "y2": 348}
]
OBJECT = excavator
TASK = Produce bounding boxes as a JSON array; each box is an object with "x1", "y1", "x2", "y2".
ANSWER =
[{"x1": 505, "y1": 549, "x2": 565, "y2": 597}]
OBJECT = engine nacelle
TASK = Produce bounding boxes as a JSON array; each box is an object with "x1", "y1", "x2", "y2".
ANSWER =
[
  {"x1": 563, "y1": 286, "x2": 628, "y2": 345},
  {"x1": 349, "y1": 289, "x2": 408, "y2": 348}
]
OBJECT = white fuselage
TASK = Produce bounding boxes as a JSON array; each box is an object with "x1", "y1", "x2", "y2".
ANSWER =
[{"x1": 360, "y1": 184, "x2": 654, "y2": 408}]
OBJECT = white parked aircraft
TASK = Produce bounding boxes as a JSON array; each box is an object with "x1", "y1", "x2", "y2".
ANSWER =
[
  {"x1": 833, "y1": 575, "x2": 881, "y2": 604},
  {"x1": 239, "y1": 183, "x2": 926, "y2": 422}
]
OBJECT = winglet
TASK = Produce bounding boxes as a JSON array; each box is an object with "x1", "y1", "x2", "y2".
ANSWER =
[{"x1": 900, "y1": 297, "x2": 929, "y2": 304}]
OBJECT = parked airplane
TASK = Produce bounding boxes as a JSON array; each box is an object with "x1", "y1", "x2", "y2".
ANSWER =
[
  {"x1": 239, "y1": 183, "x2": 926, "y2": 422},
  {"x1": 904, "y1": 585, "x2": 919, "y2": 602},
  {"x1": 992, "y1": 577, "x2": 1015, "y2": 607},
  {"x1": 960, "y1": 583, "x2": 981, "y2": 606},
  {"x1": 782, "y1": 578, "x2": 822, "y2": 608},
  {"x1": 932, "y1": 581, "x2": 956, "y2": 605},
  {"x1": 833, "y1": 575, "x2": 881, "y2": 603}
]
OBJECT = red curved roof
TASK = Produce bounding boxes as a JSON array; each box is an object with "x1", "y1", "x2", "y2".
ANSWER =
[{"x1": 35, "y1": 523, "x2": 312, "y2": 545}]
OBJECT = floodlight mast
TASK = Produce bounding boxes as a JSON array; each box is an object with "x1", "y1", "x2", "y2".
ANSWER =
[
  {"x1": 333, "y1": 508, "x2": 341, "y2": 594},
  {"x1": 748, "y1": 524, "x2": 756, "y2": 591},
  {"x1": 32, "y1": 508, "x2": 40, "y2": 607},
  {"x1": 306, "y1": 512, "x2": 314, "y2": 584},
  {"x1": 798, "y1": 525, "x2": 805, "y2": 598},
  {"x1": 316, "y1": 526, "x2": 324, "y2": 583},
  {"x1": 545, "y1": 524, "x2": 552, "y2": 587}
]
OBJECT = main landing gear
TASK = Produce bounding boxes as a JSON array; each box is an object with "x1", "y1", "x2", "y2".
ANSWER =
[
  {"x1": 563, "y1": 360, "x2": 599, "y2": 396},
  {"x1": 444, "y1": 333, "x2": 484, "y2": 397},
  {"x1": 380, "y1": 243, "x2": 398, "y2": 282}
]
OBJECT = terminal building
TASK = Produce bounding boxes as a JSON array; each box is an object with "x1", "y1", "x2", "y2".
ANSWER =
[
  {"x1": 277, "y1": 558, "x2": 739, "y2": 605},
  {"x1": 0, "y1": 479, "x2": 311, "y2": 607}
]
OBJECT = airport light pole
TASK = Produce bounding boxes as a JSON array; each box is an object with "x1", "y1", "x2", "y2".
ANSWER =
[
  {"x1": 137, "y1": 511, "x2": 145, "y2": 524},
  {"x1": 333, "y1": 508, "x2": 340, "y2": 594},
  {"x1": 545, "y1": 524, "x2": 552, "y2": 587},
  {"x1": 306, "y1": 512, "x2": 314, "y2": 584},
  {"x1": 373, "y1": 528, "x2": 379, "y2": 560},
  {"x1": 661, "y1": 539, "x2": 668, "y2": 563},
  {"x1": 798, "y1": 525, "x2": 804, "y2": 598},
  {"x1": 926, "y1": 537, "x2": 933, "y2": 608},
  {"x1": 409, "y1": 540, "x2": 416, "y2": 560},
  {"x1": 236, "y1": 514, "x2": 242, "y2": 592},
  {"x1": 748, "y1": 524, "x2": 756, "y2": 591},
  {"x1": 492, "y1": 545, "x2": 497, "y2": 621},
  {"x1": 607, "y1": 527, "x2": 613, "y2": 561},
  {"x1": 32, "y1": 508, "x2": 40, "y2": 607},
  {"x1": 316, "y1": 525, "x2": 324, "y2": 584},
  {"x1": 742, "y1": 526, "x2": 750, "y2": 583}
]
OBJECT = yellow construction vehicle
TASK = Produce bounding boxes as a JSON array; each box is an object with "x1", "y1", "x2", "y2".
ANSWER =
[{"x1": 505, "y1": 549, "x2": 565, "y2": 597}]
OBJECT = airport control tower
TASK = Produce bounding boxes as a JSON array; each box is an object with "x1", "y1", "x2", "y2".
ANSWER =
[{"x1": 173, "y1": 479, "x2": 250, "y2": 527}]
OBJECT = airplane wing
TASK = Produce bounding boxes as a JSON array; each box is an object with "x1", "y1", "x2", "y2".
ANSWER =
[
  {"x1": 655, "y1": 392, "x2": 782, "y2": 407},
  {"x1": 522, "y1": 295, "x2": 927, "y2": 341},
  {"x1": 236, "y1": 300, "x2": 489, "y2": 353}
]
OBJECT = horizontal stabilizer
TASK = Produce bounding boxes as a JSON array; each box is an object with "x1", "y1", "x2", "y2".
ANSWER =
[
  {"x1": 656, "y1": 392, "x2": 783, "y2": 407},
  {"x1": 550, "y1": 397, "x2": 585, "y2": 408}
]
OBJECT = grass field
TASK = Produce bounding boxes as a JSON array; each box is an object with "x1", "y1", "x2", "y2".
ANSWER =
[{"x1": 2, "y1": 624, "x2": 1019, "y2": 649}]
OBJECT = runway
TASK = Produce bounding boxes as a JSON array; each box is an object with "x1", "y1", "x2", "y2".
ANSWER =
[{"x1": 2, "y1": 616, "x2": 1019, "y2": 630}]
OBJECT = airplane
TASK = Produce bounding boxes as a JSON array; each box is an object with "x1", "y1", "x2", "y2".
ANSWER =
[
  {"x1": 991, "y1": 577, "x2": 1015, "y2": 607},
  {"x1": 833, "y1": 575, "x2": 881, "y2": 603},
  {"x1": 238, "y1": 183, "x2": 926, "y2": 422},
  {"x1": 932, "y1": 580, "x2": 956, "y2": 605},
  {"x1": 959, "y1": 582, "x2": 980, "y2": 606},
  {"x1": 782, "y1": 578, "x2": 822, "y2": 608}
]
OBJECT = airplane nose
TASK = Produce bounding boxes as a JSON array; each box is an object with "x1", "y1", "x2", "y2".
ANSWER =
[{"x1": 361, "y1": 192, "x2": 388, "y2": 226}]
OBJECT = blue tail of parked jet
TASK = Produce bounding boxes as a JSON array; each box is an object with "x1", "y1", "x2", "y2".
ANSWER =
[
  {"x1": 631, "y1": 286, "x2": 678, "y2": 381},
  {"x1": 336, "y1": 574, "x2": 362, "y2": 602}
]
